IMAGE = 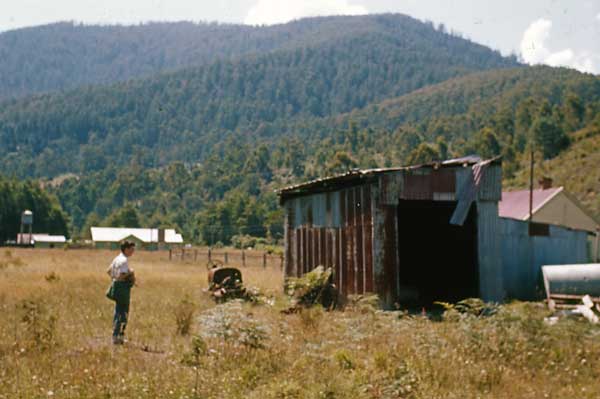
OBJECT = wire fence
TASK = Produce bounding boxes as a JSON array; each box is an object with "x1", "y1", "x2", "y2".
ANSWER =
[{"x1": 168, "y1": 247, "x2": 283, "y2": 269}]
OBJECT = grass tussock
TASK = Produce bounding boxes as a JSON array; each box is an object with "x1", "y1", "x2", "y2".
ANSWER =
[{"x1": 1, "y1": 249, "x2": 600, "y2": 398}]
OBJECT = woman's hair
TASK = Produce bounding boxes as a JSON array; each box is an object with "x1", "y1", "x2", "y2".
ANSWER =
[{"x1": 120, "y1": 240, "x2": 136, "y2": 252}]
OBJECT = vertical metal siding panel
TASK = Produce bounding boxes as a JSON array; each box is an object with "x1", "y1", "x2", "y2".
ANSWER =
[
  {"x1": 320, "y1": 228, "x2": 327, "y2": 267},
  {"x1": 294, "y1": 199, "x2": 302, "y2": 228},
  {"x1": 336, "y1": 229, "x2": 342, "y2": 293},
  {"x1": 314, "y1": 228, "x2": 321, "y2": 267},
  {"x1": 372, "y1": 178, "x2": 386, "y2": 301},
  {"x1": 331, "y1": 191, "x2": 341, "y2": 228},
  {"x1": 478, "y1": 201, "x2": 504, "y2": 302},
  {"x1": 307, "y1": 229, "x2": 313, "y2": 271},
  {"x1": 326, "y1": 193, "x2": 332, "y2": 227},
  {"x1": 313, "y1": 194, "x2": 326, "y2": 227},
  {"x1": 348, "y1": 188, "x2": 355, "y2": 226},
  {"x1": 499, "y1": 218, "x2": 532, "y2": 299},
  {"x1": 326, "y1": 229, "x2": 333, "y2": 269},
  {"x1": 284, "y1": 203, "x2": 291, "y2": 278},
  {"x1": 500, "y1": 218, "x2": 590, "y2": 301},
  {"x1": 363, "y1": 184, "x2": 373, "y2": 292},
  {"x1": 340, "y1": 228, "x2": 348, "y2": 296},
  {"x1": 302, "y1": 228, "x2": 308, "y2": 276},
  {"x1": 355, "y1": 186, "x2": 364, "y2": 294},
  {"x1": 297, "y1": 227, "x2": 302, "y2": 276},
  {"x1": 478, "y1": 165, "x2": 502, "y2": 201},
  {"x1": 346, "y1": 188, "x2": 355, "y2": 294},
  {"x1": 382, "y1": 205, "x2": 399, "y2": 304}
]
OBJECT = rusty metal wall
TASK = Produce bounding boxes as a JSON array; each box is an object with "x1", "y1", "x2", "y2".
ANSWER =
[
  {"x1": 284, "y1": 184, "x2": 375, "y2": 296},
  {"x1": 283, "y1": 164, "x2": 505, "y2": 305}
]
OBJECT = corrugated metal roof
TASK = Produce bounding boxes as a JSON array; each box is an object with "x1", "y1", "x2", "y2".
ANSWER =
[
  {"x1": 278, "y1": 156, "x2": 500, "y2": 200},
  {"x1": 498, "y1": 187, "x2": 563, "y2": 220},
  {"x1": 90, "y1": 227, "x2": 183, "y2": 244}
]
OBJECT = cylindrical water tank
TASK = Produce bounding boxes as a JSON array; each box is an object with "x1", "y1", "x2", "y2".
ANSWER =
[
  {"x1": 21, "y1": 210, "x2": 33, "y2": 225},
  {"x1": 542, "y1": 264, "x2": 600, "y2": 297}
]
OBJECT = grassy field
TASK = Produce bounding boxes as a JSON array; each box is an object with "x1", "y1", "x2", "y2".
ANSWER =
[{"x1": 2, "y1": 248, "x2": 600, "y2": 398}]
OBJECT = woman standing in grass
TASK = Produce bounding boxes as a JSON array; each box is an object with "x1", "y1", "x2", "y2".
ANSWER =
[{"x1": 106, "y1": 241, "x2": 136, "y2": 345}]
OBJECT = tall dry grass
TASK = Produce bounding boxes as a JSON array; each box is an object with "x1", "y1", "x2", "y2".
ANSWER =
[{"x1": 1, "y1": 248, "x2": 600, "y2": 398}]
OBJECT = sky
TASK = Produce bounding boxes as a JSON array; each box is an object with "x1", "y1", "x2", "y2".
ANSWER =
[{"x1": 1, "y1": 0, "x2": 599, "y2": 73}]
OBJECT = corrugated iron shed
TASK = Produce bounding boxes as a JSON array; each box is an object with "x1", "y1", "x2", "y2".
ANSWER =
[
  {"x1": 279, "y1": 157, "x2": 505, "y2": 307},
  {"x1": 279, "y1": 157, "x2": 591, "y2": 307}
]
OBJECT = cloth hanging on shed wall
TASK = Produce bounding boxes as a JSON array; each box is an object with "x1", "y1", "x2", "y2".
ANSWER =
[{"x1": 450, "y1": 159, "x2": 492, "y2": 226}]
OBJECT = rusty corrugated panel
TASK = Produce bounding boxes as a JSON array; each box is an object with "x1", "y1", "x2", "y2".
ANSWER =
[
  {"x1": 356, "y1": 186, "x2": 365, "y2": 294},
  {"x1": 307, "y1": 229, "x2": 314, "y2": 271},
  {"x1": 312, "y1": 194, "x2": 327, "y2": 227},
  {"x1": 402, "y1": 168, "x2": 433, "y2": 200},
  {"x1": 356, "y1": 224, "x2": 364, "y2": 294},
  {"x1": 380, "y1": 172, "x2": 403, "y2": 205},
  {"x1": 320, "y1": 228, "x2": 327, "y2": 267},
  {"x1": 340, "y1": 228, "x2": 348, "y2": 296},
  {"x1": 285, "y1": 204, "x2": 292, "y2": 277},
  {"x1": 302, "y1": 227, "x2": 308, "y2": 276},
  {"x1": 314, "y1": 229, "x2": 319, "y2": 267},
  {"x1": 432, "y1": 168, "x2": 456, "y2": 196},
  {"x1": 363, "y1": 184, "x2": 374, "y2": 293},
  {"x1": 335, "y1": 229, "x2": 342, "y2": 293},
  {"x1": 340, "y1": 190, "x2": 347, "y2": 226},
  {"x1": 348, "y1": 188, "x2": 356, "y2": 227},
  {"x1": 326, "y1": 229, "x2": 333, "y2": 270},
  {"x1": 382, "y1": 205, "x2": 399, "y2": 304},
  {"x1": 346, "y1": 226, "x2": 355, "y2": 294}
]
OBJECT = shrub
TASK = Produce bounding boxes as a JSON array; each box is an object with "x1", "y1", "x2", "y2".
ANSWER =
[
  {"x1": 44, "y1": 272, "x2": 60, "y2": 283},
  {"x1": 19, "y1": 299, "x2": 58, "y2": 350}
]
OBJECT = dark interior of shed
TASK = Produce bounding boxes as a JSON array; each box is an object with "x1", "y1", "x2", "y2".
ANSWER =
[{"x1": 396, "y1": 200, "x2": 479, "y2": 307}]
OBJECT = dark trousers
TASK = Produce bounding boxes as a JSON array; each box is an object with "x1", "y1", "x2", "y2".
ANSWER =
[{"x1": 113, "y1": 301, "x2": 129, "y2": 338}]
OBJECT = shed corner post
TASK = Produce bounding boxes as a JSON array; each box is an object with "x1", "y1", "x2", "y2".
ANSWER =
[{"x1": 372, "y1": 177, "x2": 400, "y2": 308}]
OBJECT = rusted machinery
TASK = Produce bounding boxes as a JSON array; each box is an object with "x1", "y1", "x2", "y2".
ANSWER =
[{"x1": 207, "y1": 266, "x2": 245, "y2": 302}]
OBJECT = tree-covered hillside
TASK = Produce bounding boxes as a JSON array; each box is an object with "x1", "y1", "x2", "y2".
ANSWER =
[
  {"x1": 0, "y1": 15, "x2": 519, "y2": 179},
  {"x1": 2, "y1": 15, "x2": 598, "y2": 243},
  {"x1": 0, "y1": 14, "x2": 516, "y2": 100},
  {"x1": 35, "y1": 67, "x2": 599, "y2": 242}
]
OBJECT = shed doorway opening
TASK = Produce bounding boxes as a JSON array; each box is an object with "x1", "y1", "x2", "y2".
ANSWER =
[{"x1": 397, "y1": 200, "x2": 479, "y2": 307}]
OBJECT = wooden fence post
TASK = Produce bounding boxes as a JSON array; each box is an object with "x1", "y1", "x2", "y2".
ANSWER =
[
  {"x1": 224, "y1": 252, "x2": 228, "y2": 264},
  {"x1": 181, "y1": 247, "x2": 185, "y2": 261},
  {"x1": 169, "y1": 248, "x2": 172, "y2": 261},
  {"x1": 242, "y1": 250, "x2": 245, "y2": 267},
  {"x1": 208, "y1": 247, "x2": 212, "y2": 262},
  {"x1": 263, "y1": 253, "x2": 267, "y2": 268},
  {"x1": 194, "y1": 249, "x2": 198, "y2": 262}
]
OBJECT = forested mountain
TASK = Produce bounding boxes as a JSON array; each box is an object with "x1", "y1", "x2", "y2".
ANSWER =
[
  {"x1": 0, "y1": 15, "x2": 519, "y2": 179},
  {"x1": 0, "y1": 14, "x2": 515, "y2": 100},
  {"x1": 33, "y1": 66, "x2": 600, "y2": 242},
  {"x1": 1, "y1": 14, "x2": 598, "y2": 244}
]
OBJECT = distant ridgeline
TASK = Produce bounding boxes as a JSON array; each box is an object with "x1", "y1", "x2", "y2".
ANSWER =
[{"x1": 0, "y1": 14, "x2": 598, "y2": 243}]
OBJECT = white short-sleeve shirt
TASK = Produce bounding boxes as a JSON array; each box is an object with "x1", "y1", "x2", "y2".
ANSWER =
[{"x1": 110, "y1": 253, "x2": 130, "y2": 280}]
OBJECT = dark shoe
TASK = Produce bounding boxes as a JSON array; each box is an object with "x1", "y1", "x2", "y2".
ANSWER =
[{"x1": 112, "y1": 336, "x2": 123, "y2": 345}]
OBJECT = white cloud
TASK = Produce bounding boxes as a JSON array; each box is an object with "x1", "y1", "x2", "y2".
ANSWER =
[
  {"x1": 244, "y1": 0, "x2": 367, "y2": 26},
  {"x1": 597, "y1": 12, "x2": 600, "y2": 22},
  {"x1": 520, "y1": 18, "x2": 598, "y2": 74}
]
